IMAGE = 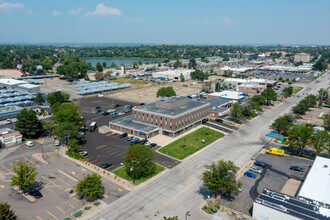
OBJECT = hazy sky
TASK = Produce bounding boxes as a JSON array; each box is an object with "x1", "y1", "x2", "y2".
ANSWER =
[{"x1": 0, "y1": 0, "x2": 329, "y2": 45}]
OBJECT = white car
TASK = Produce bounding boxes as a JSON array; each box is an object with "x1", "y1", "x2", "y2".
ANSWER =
[
  {"x1": 25, "y1": 141, "x2": 34, "y2": 147},
  {"x1": 107, "y1": 109, "x2": 115, "y2": 113},
  {"x1": 79, "y1": 151, "x2": 88, "y2": 156},
  {"x1": 118, "y1": 112, "x2": 124, "y2": 116},
  {"x1": 98, "y1": 94, "x2": 104, "y2": 97},
  {"x1": 5, "y1": 119, "x2": 11, "y2": 124},
  {"x1": 54, "y1": 140, "x2": 60, "y2": 146},
  {"x1": 249, "y1": 166, "x2": 262, "y2": 174},
  {"x1": 144, "y1": 141, "x2": 152, "y2": 146}
]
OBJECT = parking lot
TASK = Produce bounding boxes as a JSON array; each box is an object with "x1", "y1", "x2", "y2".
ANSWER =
[
  {"x1": 77, "y1": 96, "x2": 180, "y2": 171},
  {"x1": 0, "y1": 138, "x2": 128, "y2": 220},
  {"x1": 217, "y1": 153, "x2": 313, "y2": 216}
]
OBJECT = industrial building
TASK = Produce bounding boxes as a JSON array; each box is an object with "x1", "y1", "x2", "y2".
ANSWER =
[
  {"x1": 152, "y1": 69, "x2": 193, "y2": 80},
  {"x1": 208, "y1": 91, "x2": 246, "y2": 103},
  {"x1": 0, "y1": 78, "x2": 40, "y2": 93},
  {"x1": 294, "y1": 53, "x2": 311, "y2": 63},
  {"x1": 253, "y1": 157, "x2": 330, "y2": 220},
  {"x1": 109, "y1": 96, "x2": 210, "y2": 138}
]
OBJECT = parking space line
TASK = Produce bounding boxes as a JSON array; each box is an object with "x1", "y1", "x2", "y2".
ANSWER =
[
  {"x1": 17, "y1": 147, "x2": 23, "y2": 151},
  {"x1": 104, "y1": 148, "x2": 117, "y2": 153},
  {"x1": 65, "y1": 188, "x2": 71, "y2": 191},
  {"x1": 96, "y1": 145, "x2": 107, "y2": 150},
  {"x1": 1, "y1": 165, "x2": 12, "y2": 173},
  {"x1": 110, "y1": 150, "x2": 121, "y2": 155},
  {"x1": 70, "y1": 192, "x2": 77, "y2": 197},
  {"x1": 46, "y1": 210, "x2": 59, "y2": 220},
  {"x1": 105, "y1": 166, "x2": 113, "y2": 170},
  {"x1": 42, "y1": 176, "x2": 63, "y2": 189},
  {"x1": 106, "y1": 133, "x2": 114, "y2": 136},
  {"x1": 116, "y1": 152, "x2": 126, "y2": 157},
  {"x1": 44, "y1": 185, "x2": 55, "y2": 193},
  {"x1": 8, "y1": 162, "x2": 15, "y2": 168},
  {"x1": 36, "y1": 216, "x2": 42, "y2": 220},
  {"x1": 72, "y1": 197, "x2": 83, "y2": 204},
  {"x1": 118, "y1": 188, "x2": 123, "y2": 192},
  {"x1": 88, "y1": 158, "x2": 99, "y2": 163},
  {"x1": 68, "y1": 203, "x2": 75, "y2": 209},
  {"x1": 49, "y1": 173, "x2": 71, "y2": 186},
  {"x1": 100, "y1": 146, "x2": 112, "y2": 151},
  {"x1": 95, "y1": 161, "x2": 104, "y2": 165},
  {"x1": 41, "y1": 192, "x2": 46, "y2": 197},
  {"x1": 24, "y1": 158, "x2": 40, "y2": 167},
  {"x1": 56, "y1": 206, "x2": 65, "y2": 214}
]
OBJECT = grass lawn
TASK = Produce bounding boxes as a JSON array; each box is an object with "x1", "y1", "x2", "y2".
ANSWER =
[
  {"x1": 159, "y1": 127, "x2": 225, "y2": 160},
  {"x1": 109, "y1": 77, "x2": 157, "y2": 87},
  {"x1": 293, "y1": 86, "x2": 303, "y2": 94},
  {"x1": 113, "y1": 163, "x2": 165, "y2": 185}
]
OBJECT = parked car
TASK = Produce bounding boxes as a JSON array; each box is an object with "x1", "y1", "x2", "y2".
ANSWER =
[
  {"x1": 5, "y1": 119, "x2": 11, "y2": 124},
  {"x1": 139, "y1": 139, "x2": 147, "y2": 145},
  {"x1": 254, "y1": 161, "x2": 266, "y2": 168},
  {"x1": 101, "y1": 111, "x2": 109, "y2": 115},
  {"x1": 124, "y1": 109, "x2": 131, "y2": 113},
  {"x1": 145, "y1": 141, "x2": 152, "y2": 146},
  {"x1": 78, "y1": 139, "x2": 87, "y2": 145},
  {"x1": 29, "y1": 189, "x2": 43, "y2": 199},
  {"x1": 290, "y1": 166, "x2": 304, "y2": 172},
  {"x1": 113, "y1": 104, "x2": 122, "y2": 108},
  {"x1": 25, "y1": 141, "x2": 34, "y2": 147},
  {"x1": 112, "y1": 113, "x2": 118, "y2": 118},
  {"x1": 215, "y1": 119, "x2": 223, "y2": 123},
  {"x1": 96, "y1": 109, "x2": 102, "y2": 113},
  {"x1": 54, "y1": 140, "x2": 60, "y2": 146},
  {"x1": 95, "y1": 106, "x2": 102, "y2": 109},
  {"x1": 100, "y1": 163, "x2": 112, "y2": 169},
  {"x1": 118, "y1": 112, "x2": 124, "y2": 116},
  {"x1": 150, "y1": 143, "x2": 157, "y2": 148},
  {"x1": 98, "y1": 94, "x2": 104, "y2": 97},
  {"x1": 140, "y1": 103, "x2": 145, "y2": 106},
  {"x1": 244, "y1": 171, "x2": 257, "y2": 179},
  {"x1": 131, "y1": 140, "x2": 139, "y2": 145},
  {"x1": 120, "y1": 133, "x2": 128, "y2": 139},
  {"x1": 127, "y1": 136, "x2": 133, "y2": 141},
  {"x1": 79, "y1": 151, "x2": 88, "y2": 156},
  {"x1": 267, "y1": 148, "x2": 284, "y2": 156},
  {"x1": 107, "y1": 109, "x2": 115, "y2": 113},
  {"x1": 249, "y1": 166, "x2": 263, "y2": 174}
]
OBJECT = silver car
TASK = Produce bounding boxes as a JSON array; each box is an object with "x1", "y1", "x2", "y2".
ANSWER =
[{"x1": 249, "y1": 166, "x2": 262, "y2": 174}]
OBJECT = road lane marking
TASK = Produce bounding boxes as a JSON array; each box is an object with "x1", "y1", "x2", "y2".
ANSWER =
[
  {"x1": 46, "y1": 210, "x2": 59, "y2": 220},
  {"x1": 96, "y1": 145, "x2": 107, "y2": 150},
  {"x1": 49, "y1": 173, "x2": 70, "y2": 186},
  {"x1": 42, "y1": 176, "x2": 63, "y2": 189},
  {"x1": 160, "y1": 177, "x2": 201, "y2": 208},
  {"x1": 56, "y1": 206, "x2": 65, "y2": 214},
  {"x1": 44, "y1": 185, "x2": 55, "y2": 193},
  {"x1": 72, "y1": 197, "x2": 83, "y2": 204},
  {"x1": 36, "y1": 216, "x2": 42, "y2": 220},
  {"x1": 185, "y1": 169, "x2": 200, "y2": 179},
  {"x1": 24, "y1": 158, "x2": 40, "y2": 167},
  {"x1": 118, "y1": 188, "x2": 123, "y2": 192}
]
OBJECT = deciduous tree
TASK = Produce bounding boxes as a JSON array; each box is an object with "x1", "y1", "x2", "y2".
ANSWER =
[
  {"x1": 261, "y1": 88, "x2": 277, "y2": 105},
  {"x1": 11, "y1": 161, "x2": 38, "y2": 192},
  {"x1": 35, "y1": 92, "x2": 45, "y2": 105},
  {"x1": 312, "y1": 130, "x2": 330, "y2": 155},
  {"x1": 0, "y1": 202, "x2": 17, "y2": 220},
  {"x1": 230, "y1": 102, "x2": 244, "y2": 121},
  {"x1": 156, "y1": 86, "x2": 176, "y2": 97},
  {"x1": 288, "y1": 125, "x2": 313, "y2": 156},
  {"x1": 76, "y1": 173, "x2": 103, "y2": 201},
  {"x1": 15, "y1": 108, "x2": 44, "y2": 139}
]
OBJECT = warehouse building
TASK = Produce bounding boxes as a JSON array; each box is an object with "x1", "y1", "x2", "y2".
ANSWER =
[
  {"x1": 109, "y1": 96, "x2": 210, "y2": 138},
  {"x1": 0, "y1": 78, "x2": 40, "y2": 94}
]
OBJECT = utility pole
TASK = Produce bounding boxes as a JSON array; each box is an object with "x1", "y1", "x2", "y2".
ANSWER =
[{"x1": 130, "y1": 154, "x2": 136, "y2": 184}]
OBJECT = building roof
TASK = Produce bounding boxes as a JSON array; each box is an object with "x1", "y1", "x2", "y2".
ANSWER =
[
  {"x1": 298, "y1": 156, "x2": 330, "y2": 205},
  {"x1": 17, "y1": 84, "x2": 40, "y2": 89},
  {"x1": 210, "y1": 107, "x2": 230, "y2": 114},
  {"x1": 2, "y1": 131, "x2": 21, "y2": 138},
  {"x1": 109, "y1": 116, "x2": 159, "y2": 133},
  {"x1": 238, "y1": 83, "x2": 266, "y2": 88},
  {"x1": 205, "y1": 98, "x2": 232, "y2": 107},
  {"x1": 256, "y1": 189, "x2": 330, "y2": 219},
  {"x1": 0, "y1": 78, "x2": 27, "y2": 85},
  {"x1": 208, "y1": 91, "x2": 245, "y2": 101}
]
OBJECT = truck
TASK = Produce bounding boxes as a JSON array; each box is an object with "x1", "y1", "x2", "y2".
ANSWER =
[{"x1": 89, "y1": 122, "x2": 97, "y2": 132}]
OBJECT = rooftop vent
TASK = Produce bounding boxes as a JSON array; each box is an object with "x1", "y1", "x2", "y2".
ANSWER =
[{"x1": 324, "y1": 165, "x2": 328, "y2": 168}]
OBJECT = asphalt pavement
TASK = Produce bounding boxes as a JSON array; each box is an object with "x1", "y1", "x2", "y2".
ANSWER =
[{"x1": 91, "y1": 72, "x2": 329, "y2": 220}]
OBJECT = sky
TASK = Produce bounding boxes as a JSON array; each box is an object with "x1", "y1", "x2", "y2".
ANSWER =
[{"x1": 0, "y1": 0, "x2": 329, "y2": 45}]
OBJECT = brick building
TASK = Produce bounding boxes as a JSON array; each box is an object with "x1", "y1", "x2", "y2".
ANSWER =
[{"x1": 109, "y1": 97, "x2": 210, "y2": 138}]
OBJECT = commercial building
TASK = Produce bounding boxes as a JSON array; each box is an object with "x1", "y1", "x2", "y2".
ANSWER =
[
  {"x1": 294, "y1": 53, "x2": 311, "y2": 63},
  {"x1": 0, "y1": 78, "x2": 40, "y2": 94},
  {"x1": 208, "y1": 91, "x2": 246, "y2": 103},
  {"x1": 152, "y1": 69, "x2": 193, "y2": 80},
  {"x1": 258, "y1": 65, "x2": 312, "y2": 74},
  {"x1": 238, "y1": 84, "x2": 266, "y2": 96},
  {"x1": 0, "y1": 128, "x2": 22, "y2": 147},
  {"x1": 220, "y1": 66, "x2": 254, "y2": 74},
  {"x1": 253, "y1": 157, "x2": 330, "y2": 220},
  {"x1": 206, "y1": 98, "x2": 232, "y2": 118},
  {"x1": 109, "y1": 96, "x2": 210, "y2": 138},
  {"x1": 224, "y1": 78, "x2": 277, "y2": 88}
]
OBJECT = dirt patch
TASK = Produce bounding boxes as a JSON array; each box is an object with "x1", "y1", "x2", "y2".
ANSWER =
[
  {"x1": 281, "y1": 178, "x2": 301, "y2": 197},
  {"x1": 0, "y1": 69, "x2": 23, "y2": 78}
]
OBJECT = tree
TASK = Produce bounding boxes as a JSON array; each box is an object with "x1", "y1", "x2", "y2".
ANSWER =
[
  {"x1": 15, "y1": 108, "x2": 44, "y2": 139},
  {"x1": 312, "y1": 130, "x2": 330, "y2": 155},
  {"x1": 190, "y1": 69, "x2": 208, "y2": 81},
  {"x1": 230, "y1": 102, "x2": 244, "y2": 121},
  {"x1": 163, "y1": 216, "x2": 179, "y2": 220},
  {"x1": 47, "y1": 91, "x2": 70, "y2": 106},
  {"x1": 313, "y1": 60, "x2": 328, "y2": 71},
  {"x1": 35, "y1": 92, "x2": 45, "y2": 105},
  {"x1": 156, "y1": 86, "x2": 176, "y2": 97},
  {"x1": 288, "y1": 125, "x2": 314, "y2": 156},
  {"x1": 271, "y1": 118, "x2": 291, "y2": 136},
  {"x1": 124, "y1": 144, "x2": 156, "y2": 180},
  {"x1": 179, "y1": 73, "x2": 185, "y2": 82},
  {"x1": 96, "y1": 62, "x2": 103, "y2": 72},
  {"x1": 222, "y1": 56, "x2": 229, "y2": 61},
  {"x1": 282, "y1": 87, "x2": 293, "y2": 98},
  {"x1": 188, "y1": 58, "x2": 197, "y2": 69},
  {"x1": 242, "y1": 104, "x2": 256, "y2": 119},
  {"x1": 76, "y1": 173, "x2": 103, "y2": 201},
  {"x1": 41, "y1": 58, "x2": 53, "y2": 70},
  {"x1": 56, "y1": 57, "x2": 92, "y2": 79},
  {"x1": 94, "y1": 72, "x2": 104, "y2": 81},
  {"x1": 102, "y1": 61, "x2": 107, "y2": 68},
  {"x1": 158, "y1": 63, "x2": 161, "y2": 67},
  {"x1": 324, "y1": 114, "x2": 330, "y2": 130},
  {"x1": 215, "y1": 82, "x2": 221, "y2": 92},
  {"x1": 318, "y1": 88, "x2": 329, "y2": 106},
  {"x1": 202, "y1": 160, "x2": 241, "y2": 198},
  {"x1": 173, "y1": 59, "x2": 180, "y2": 69},
  {"x1": 223, "y1": 70, "x2": 233, "y2": 77},
  {"x1": 261, "y1": 88, "x2": 277, "y2": 105},
  {"x1": 110, "y1": 62, "x2": 117, "y2": 68},
  {"x1": 11, "y1": 161, "x2": 38, "y2": 192},
  {"x1": 0, "y1": 202, "x2": 17, "y2": 220}
]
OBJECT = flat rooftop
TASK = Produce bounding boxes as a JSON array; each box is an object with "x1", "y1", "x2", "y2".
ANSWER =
[
  {"x1": 134, "y1": 99, "x2": 209, "y2": 117},
  {"x1": 205, "y1": 98, "x2": 232, "y2": 107},
  {"x1": 208, "y1": 91, "x2": 245, "y2": 100},
  {"x1": 256, "y1": 189, "x2": 330, "y2": 219},
  {"x1": 109, "y1": 116, "x2": 159, "y2": 133},
  {"x1": 0, "y1": 78, "x2": 27, "y2": 85},
  {"x1": 298, "y1": 156, "x2": 330, "y2": 205}
]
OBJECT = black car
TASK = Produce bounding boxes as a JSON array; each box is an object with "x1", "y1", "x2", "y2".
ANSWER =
[
  {"x1": 254, "y1": 161, "x2": 266, "y2": 168},
  {"x1": 29, "y1": 189, "x2": 43, "y2": 199},
  {"x1": 114, "y1": 104, "x2": 122, "y2": 108},
  {"x1": 78, "y1": 139, "x2": 87, "y2": 145},
  {"x1": 100, "y1": 163, "x2": 112, "y2": 169},
  {"x1": 140, "y1": 103, "x2": 146, "y2": 106},
  {"x1": 290, "y1": 166, "x2": 304, "y2": 172},
  {"x1": 139, "y1": 139, "x2": 147, "y2": 145},
  {"x1": 131, "y1": 140, "x2": 139, "y2": 145},
  {"x1": 120, "y1": 133, "x2": 128, "y2": 139},
  {"x1": 95, "y1": 106, "x2": 102, "y2": 109},
  {"x1": 96, "y1": 109, "x2": 102, "y2": 113},
  {"x1": 150, "y1": 143, "x2": 157, "y2": 148},
  {"x1": 101, "y1": 111, "x2": 109, "y2": 115},
  {"x1": 215, "y1": 119, "x2": 223, "y2": 123}
]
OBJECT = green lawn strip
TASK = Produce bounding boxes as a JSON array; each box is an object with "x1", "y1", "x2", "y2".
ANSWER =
[
  {"x1": 113, "y1": 163, "x2": 165, "y2": 185},
  {"x1": 293, "y1": 86, "x2": 303, "y2": 94},
  {"x1": 158, "y1": 127, "x2": 224, "y2": 160}
]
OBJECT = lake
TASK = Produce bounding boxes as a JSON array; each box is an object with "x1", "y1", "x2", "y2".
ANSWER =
[{"x1": 83, "y1": 58, "x2": 162, "y2": 67}]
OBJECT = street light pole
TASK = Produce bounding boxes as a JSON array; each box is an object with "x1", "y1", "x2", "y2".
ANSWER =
[
  {"x1": 185, "y1": 211, "x2": 190, "y2": 220},
  {"x1": 130, "y1": 154, "x2": 136, "y2": 184}
]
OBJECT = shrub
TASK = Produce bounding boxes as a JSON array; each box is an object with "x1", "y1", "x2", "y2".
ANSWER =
[
  {"x1": 211, "y1": 206, "x2": 218, "y2": 213},
  {"x1": 93, "y1": 201, "x2": 101, "y2": 206},
  {"x1": 72, "y1": 210, "x2": 83, "y2": 218},
  {"x1": 84, "y1": 206, "x2": 92, "y2": 210},
  {"x1": 62, "y1": 217, "x2": 71, "y2": 220}
]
